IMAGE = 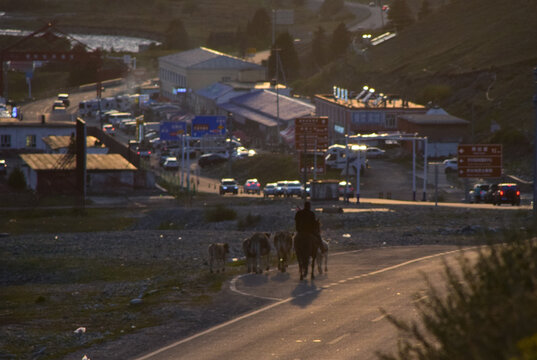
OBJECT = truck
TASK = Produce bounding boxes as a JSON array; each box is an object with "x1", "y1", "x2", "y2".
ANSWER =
[{"x1": 325, "y1": 144, "x2": 368, "y2": 175}]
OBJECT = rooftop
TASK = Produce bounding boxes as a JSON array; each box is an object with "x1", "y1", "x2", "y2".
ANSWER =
[
  {"x1": 20, "y1": 154, "x2": 137, "y2": 171},
  {"x1": 42, "y1": 135, "x2": 104, "y2": 150},
  {"x1": 159, "y1": 47, "x2": 264, "y2": 71}
]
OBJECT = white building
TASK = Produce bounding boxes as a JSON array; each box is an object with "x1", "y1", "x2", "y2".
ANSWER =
[{"x1": 0, "y1": 119, "x2": 75, "y2": 153}]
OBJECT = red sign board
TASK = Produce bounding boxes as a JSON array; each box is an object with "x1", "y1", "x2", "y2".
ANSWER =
[
  {"x1": 295, "y1": 117, "x2": 329, "y2": 151},
  {"x1": 457, "y1": 144, "x2": 502, "y2": 178}
]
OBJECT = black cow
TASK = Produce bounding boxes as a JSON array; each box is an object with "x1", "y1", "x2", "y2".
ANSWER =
[{"x1": 243, "y1": 233, "x2": 271, "y2": 274}]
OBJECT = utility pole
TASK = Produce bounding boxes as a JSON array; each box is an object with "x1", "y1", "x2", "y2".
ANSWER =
[
  {"x1": 533, "y1": 67, "x2": 537, "y2": 216},
  {"x1": 273, "y1": 48, "x2": 281, "y2": 147},
  {"x1": 227, "y1": 112, "x2": 233, "y2": 177}
]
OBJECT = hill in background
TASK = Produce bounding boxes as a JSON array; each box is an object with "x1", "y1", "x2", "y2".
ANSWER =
[{"x1": 294, "y1": 0, "x2": 537, "y2": 176}]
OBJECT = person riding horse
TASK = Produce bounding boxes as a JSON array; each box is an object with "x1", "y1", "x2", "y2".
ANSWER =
[{"x1": 295, "y1": 201, "x2": 327, "y2": 252}]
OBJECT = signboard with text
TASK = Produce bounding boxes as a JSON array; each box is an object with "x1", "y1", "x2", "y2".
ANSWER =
[
  {"x1": 457, "y1": 144, "x2": 502, "y2": 178},
  {"x1": 160, "y1": 121, "x2": 186, "y2": 141},
  {"x1": 295, "y1": 117, "x2": 329, "y2": 151},
  {"x1": 191, "y1": 116, "x2": 226, "y2": 137}
]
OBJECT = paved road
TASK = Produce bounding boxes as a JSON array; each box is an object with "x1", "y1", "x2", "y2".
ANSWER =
[
  {"x1": 20, "y1": 81, "x2": 131, "y2": 123},
  {"x1": 134, "y1": 245, "x2": 478, "y2": 360}
]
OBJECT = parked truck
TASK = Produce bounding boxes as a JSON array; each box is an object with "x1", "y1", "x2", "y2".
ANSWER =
[{"x1": 325, "y1": 144, "x2": 368, "y2": 175}]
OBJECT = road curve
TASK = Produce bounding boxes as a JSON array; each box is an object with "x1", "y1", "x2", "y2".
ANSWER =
[{"x1": 134, "y1": 245, "x2": 477, "y2": 360}]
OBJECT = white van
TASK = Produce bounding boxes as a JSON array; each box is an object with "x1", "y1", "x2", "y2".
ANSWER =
[{"x1": 107, "y1": 112, "x2": 133, "y2": 126}]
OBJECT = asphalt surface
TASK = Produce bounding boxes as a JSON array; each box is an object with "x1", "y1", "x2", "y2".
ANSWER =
[{"x1": 134, "y1": 245, "x2": 478, "y2": 360}]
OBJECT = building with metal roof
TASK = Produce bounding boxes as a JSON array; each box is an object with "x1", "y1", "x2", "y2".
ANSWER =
[
  {"x1": 20, "y1": 153, "x2": 137, "y2": 194},
  {"x1": 159, "y1": 47, "x2": 266, "y2": 102},
  {"x1": 219, "y1": 89, "x2": 315, "y2": 147},
  {"x1": 42, "y1": 135, "x2": 109, "y2": 154}
]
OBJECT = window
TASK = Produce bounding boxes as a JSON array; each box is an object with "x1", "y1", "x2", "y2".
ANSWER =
[
  {"x1": 26, "y1": 135, "x2": 36, "y2": 148},
  {"x1": 0, "y1": 134, "x2": 11, "y2": 148}
]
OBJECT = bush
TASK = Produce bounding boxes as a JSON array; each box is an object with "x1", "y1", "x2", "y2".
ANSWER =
[
  {"x1": 204, "y1": 204, "x2": 237, "y2": 222},
  {"x1": 8, "y1": 167, "x2": 26, "y2": 191},
  {"x1": 379, "y1": 238, "x2": 537, "y2": 360},
  {"x1": 237, "y1": 213, "x2": 261, "y2": 230}
]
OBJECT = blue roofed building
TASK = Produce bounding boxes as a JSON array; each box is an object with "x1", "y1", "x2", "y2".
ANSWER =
[{"x1": 218, "y1": 89, "x2": 315, "y2": 148}]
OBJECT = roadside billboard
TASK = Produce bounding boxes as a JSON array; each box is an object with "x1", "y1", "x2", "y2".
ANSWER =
[
  {"x1": 457, "y1": 144, "x2": 502, "y2": 178},
  {"x1": 160, "y1": 121, "x2": 186, "y2": 141},
  {"x1": 191, "y1": 116, "x2": 226, "y2": 137}
]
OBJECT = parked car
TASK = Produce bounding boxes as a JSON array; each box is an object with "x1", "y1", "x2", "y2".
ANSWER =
[
  {"x1": 469, "y1": 184, "x2": 490, "y2": 203},
  {"x1": 483, "y1": 183, "x2": 499, "y2": 203},
  {"x1": 285, "y1": 180, "x2": 304, "y2": 197},
  {"x1": 492, "y1": 183, "x2": 520, "y2": 206},
  {"x1": 102, "y1": 124, "x2": 115, "y2": 135},
  {"x1": 244, "y1": 178, "x2": 261, "y2": 194},
  {"x1": 198, "y1": 153, "x2": 227, "y2": 168},
  {"x1": 52, "y1": 100, "x2": 65, "y2": 111},
  {"x1": 57, "y1": 93, "x2": 70, "y2": 107},
  {"x1": 338, "y1": 180, "x2": 355, "y2": 198},
  {"x1": 132, "y1": 144, "x2": 151, "y2": 159},
  {"x1": 443, "y1": 158, "x2": 458, "y2": 173},
  {"x1": 263, "y1": 183, "x2": 277, "y2": 197},
  {"x1": 220, "y1": 178, "x2": 239, "y2": 195},
  {"x1": 0, "y1": 159, "x2": 6, "y2": 175},
  {"x1": 162, "y1": 157, "x2": 179, "y2": 171},
  {"x1": 275, "y1": 180, "x2": 288, "y2": 197},
  {"x1": 365, "y1": 146, "x2": 386, "y2": 158},
  {"x1": 233, "y1": 146, "x2": 257, "y2": 159}
]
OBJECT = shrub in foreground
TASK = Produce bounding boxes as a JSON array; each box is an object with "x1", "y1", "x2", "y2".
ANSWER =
[{"x1": 379, "y1": 238, "x2": 537, "y2": 360}]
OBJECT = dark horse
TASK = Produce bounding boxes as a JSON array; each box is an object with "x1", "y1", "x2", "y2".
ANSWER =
[{"x1": 293, "y1": 219, "x2": 321, "y2": 280}]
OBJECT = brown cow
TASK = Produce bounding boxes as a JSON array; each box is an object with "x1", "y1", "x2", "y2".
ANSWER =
[
  {"x1": 243, "y1": 233, "x2": 271, "y2": 274},
  {"x1": 273, "y1": 231, "x2": 293, "y2": 273},
  {"x1": 208, "y1": 242, "x2": 229, "y2": 273}
]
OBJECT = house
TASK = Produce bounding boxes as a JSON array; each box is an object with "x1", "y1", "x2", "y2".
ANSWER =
[
  {"x1": 20, "y1": 153, "x2": 137, "y2": 194},
  {"x1": 397, "y1": 108, "x2": 470, "y2": 157},
  {"x1": 42, "y1": 135, "x2": 109, "y2": 154},
  {"x1": 314, "y1": 87, "x2": 427, "y2": 144},
  {"x1": 0, "y1": 119, "x2": 75, "y2": 154},
  {"x1": 158, "y1": 47, "x2": 266, "y2": 102}
]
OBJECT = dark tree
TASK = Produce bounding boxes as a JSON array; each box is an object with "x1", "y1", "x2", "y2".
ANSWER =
[
  {"x1": 311, "y1": 26, "x2": 328, "y2": 67},
  {"x1": 387, "y1": 0, "x2": 415, "y2": 31},
  {"x1": 246, "y1": 8, "x2": 271, "y2": 45},
  {"x1": 330, "y1": 22, "x2": 350, "y2": 59},
  {"x1": 417, "y1": 0, "x2": 431, "y2": 20},
  {"x1": 164, "y1": 18, "x2": 190, "y2": 50},
  {"x1": 268, "y1": 32, "x2": 300, "y2": 81}
]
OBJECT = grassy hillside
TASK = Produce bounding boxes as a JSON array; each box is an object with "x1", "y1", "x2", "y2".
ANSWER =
[{"x1": 293, "y1": 0, "x2": 537, "y2": 176}]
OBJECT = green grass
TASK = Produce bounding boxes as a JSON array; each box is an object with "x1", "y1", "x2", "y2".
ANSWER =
[{"x1": 0, "y1": 208, "x2": 134, "y2": 234}]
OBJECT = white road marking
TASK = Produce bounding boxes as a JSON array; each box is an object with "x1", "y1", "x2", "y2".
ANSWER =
[
  {"x1": 371, "y1": 314, "x2": 387, "y2": 322},
  {"x1": 328, "y1": 333, "x2": 350, "y2": 345},
  {"x1": 135, "y1": 247, "x2": 476, "y2": 360}
]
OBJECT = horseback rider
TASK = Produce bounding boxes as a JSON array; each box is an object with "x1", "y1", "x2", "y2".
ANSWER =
[{"x1": 295, "y1": 201, "x2": 327, "y2": 252}]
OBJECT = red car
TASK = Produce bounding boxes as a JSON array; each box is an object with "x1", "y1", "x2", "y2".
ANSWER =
[{"x1": 244, "y1": 178, "x2": 261, "y2": 194}]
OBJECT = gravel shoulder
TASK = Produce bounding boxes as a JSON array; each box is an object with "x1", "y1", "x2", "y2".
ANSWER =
[{"x1": 2, "y1": 196, "x2": 531, "y2": 360}]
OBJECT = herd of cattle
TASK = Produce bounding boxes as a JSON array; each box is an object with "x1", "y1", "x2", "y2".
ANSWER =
[{"x1": 208, "y1": 231, "x2": 329, "y2": 280}]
